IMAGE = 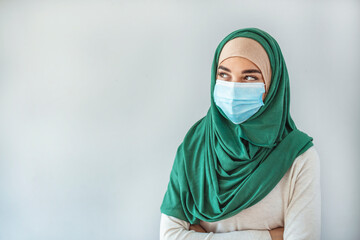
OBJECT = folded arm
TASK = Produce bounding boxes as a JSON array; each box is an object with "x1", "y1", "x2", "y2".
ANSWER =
[{"x1": 160, "y1": 213, "x2": 272, "y2": 240}]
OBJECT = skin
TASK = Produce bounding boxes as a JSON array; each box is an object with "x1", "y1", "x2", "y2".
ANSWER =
[
  {"x1": 189, "y1": 57, "x2": 284, "y2": 240},
  {"x1": 216, "y1": 56, "x2": 268, "y2": 102}
]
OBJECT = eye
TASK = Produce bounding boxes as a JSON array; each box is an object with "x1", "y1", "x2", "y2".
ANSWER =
[
  {"x1": 217, "y1": 72, "x2": 229, "y2": 78},
  {"x1": 244, "y1": 75, "x2": 258, "y2": 81}
]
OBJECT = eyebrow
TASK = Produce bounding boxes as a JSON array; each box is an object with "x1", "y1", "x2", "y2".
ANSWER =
[{"x1": 218, "y1": 65, "x2": 262, "y2": 74}]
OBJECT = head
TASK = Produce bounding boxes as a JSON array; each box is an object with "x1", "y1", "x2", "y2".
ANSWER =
[
  {"x1": 217, "y1": 57, "x2": 267, "y2": 101},
  {"x1": 217, "y1": 37, "x2": 272, "y2": 102}
]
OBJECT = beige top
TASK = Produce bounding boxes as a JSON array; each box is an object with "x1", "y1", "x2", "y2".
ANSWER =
[{"x1": 160, "y1": 145, "x2": 321, "y2": 240}]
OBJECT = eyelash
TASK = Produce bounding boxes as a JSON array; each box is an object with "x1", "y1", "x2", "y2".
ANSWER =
[{"x1": 217, "y1": 72, "x2": 258, "y2": 81}]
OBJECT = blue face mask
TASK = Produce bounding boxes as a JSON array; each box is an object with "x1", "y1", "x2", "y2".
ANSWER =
[{"x1": 213, "y1": 79, "x2": 265, "y2": 124}]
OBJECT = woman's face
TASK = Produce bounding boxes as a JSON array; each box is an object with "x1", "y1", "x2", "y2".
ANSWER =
[{"x1": 217, "y1": 56, "x2": 267, "y2": 101}]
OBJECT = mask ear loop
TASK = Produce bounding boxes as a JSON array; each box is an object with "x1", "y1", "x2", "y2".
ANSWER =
[{"x1": 263, "y1": 82, "x2": 267, "y2": 103}]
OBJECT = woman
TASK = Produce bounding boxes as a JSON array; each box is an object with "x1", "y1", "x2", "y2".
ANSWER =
[{"x1": 159, "y1": 28, "x2": 321, "y2": 240}]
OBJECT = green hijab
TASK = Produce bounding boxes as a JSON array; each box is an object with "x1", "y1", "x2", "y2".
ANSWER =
[{"x1": 160, "y1": 27, "x2": 313, "y2": 225}]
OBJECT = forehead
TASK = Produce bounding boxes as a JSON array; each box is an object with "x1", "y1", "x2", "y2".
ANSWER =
[{"x1": 218, "y1": 56, "x2": 261, "y2": 71}]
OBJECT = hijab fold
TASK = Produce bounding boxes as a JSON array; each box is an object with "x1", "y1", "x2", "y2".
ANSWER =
[{"x1": 160, "y1": 27, "x2": 313, "y2": 225}]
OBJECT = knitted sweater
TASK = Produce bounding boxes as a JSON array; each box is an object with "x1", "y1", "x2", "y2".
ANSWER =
[{"x1": 160, "y1": 146, "x2": 321, "y2": 240}]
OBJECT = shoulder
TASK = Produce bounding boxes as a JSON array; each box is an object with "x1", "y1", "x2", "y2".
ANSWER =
[
  {"x1": 290, "y1": 145, "x2": 321, "y2": 181},
  {"x1": 293, "y1": 145, "x2": 320, "y2": 169}
]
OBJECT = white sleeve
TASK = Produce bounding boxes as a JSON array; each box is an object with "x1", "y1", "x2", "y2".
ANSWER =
[
  {"x1": 160, "y1": 213, "x2": 272, "y2": 240},
  {"x1": 284, "y1": 146, "x2": 322, "y2": 240}
]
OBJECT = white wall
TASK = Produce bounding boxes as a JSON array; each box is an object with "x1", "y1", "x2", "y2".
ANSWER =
[{"x1": 0, "y1": 1, "x2": 359, "y2": 239}]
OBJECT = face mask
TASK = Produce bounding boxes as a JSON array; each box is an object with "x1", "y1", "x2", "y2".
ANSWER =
[{"x1": 213, "y1": 79, "x2": 265, "y2": 124}]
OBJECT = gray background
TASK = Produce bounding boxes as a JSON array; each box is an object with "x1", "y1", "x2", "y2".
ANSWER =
[{"x1": 0, "y1": 0, "x2": 359, "y2": 239}]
